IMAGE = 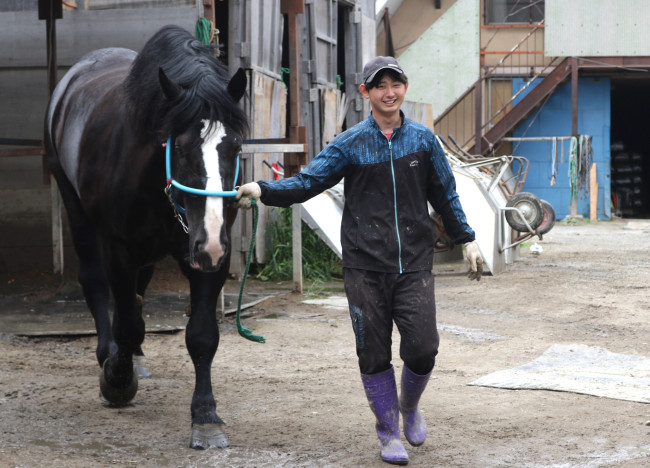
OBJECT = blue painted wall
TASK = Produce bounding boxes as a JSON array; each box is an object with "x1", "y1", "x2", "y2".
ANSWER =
[{"x1": 511, "y1": 77, "x2": 611, "y2": 219}]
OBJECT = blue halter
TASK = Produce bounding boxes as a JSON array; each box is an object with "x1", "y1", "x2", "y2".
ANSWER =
[{"x1": 165, "y1": 136, "x2": 239, "y2": 214}]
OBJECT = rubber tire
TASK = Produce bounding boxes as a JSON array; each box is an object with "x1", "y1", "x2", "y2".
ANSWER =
[
  {"x1": 537, "y1": 199, "x2": 556, "y2": 235},
  {"x1": 505, "y1": 192, "x2": 544, "y2": 232}
]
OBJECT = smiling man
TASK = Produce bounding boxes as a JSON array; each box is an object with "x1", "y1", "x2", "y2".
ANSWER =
[{"x1": 236, "y1": 56, "x2": 483, "y2": 466}]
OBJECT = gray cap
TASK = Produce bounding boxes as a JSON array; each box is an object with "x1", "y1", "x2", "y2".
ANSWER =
[{"x1": 362, "y1": 56, "x2": 404, "y2": 84}]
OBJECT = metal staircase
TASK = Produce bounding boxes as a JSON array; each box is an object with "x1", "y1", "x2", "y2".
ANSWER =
[
  {"x1": 434, "y1": 21, "x2": 574, "y2": 158},
  {"x1": 467, "y1": 57, "x2": 572, "y2": 155}
]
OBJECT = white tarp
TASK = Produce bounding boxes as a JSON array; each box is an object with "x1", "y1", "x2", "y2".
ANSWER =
[
  {"x1": 469, "y1": 343, "x2": 650, "y2": 404},
  {"x1": 300, "y1": 183, "x2": 344, "y2": 259}
]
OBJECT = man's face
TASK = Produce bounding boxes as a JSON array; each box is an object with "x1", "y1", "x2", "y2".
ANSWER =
[{"x1": 360, "y1": 74, "x2": 408, "y2": 119}]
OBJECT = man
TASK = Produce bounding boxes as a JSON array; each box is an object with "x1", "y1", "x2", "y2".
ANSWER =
[{"x1": 236, "y1": 56, "x2": 483, "y2": 465}]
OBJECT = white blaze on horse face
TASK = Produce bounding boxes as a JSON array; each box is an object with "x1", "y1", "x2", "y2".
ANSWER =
[{"x1": 200, "y1": 120, "x2": 226, "y2": 266}]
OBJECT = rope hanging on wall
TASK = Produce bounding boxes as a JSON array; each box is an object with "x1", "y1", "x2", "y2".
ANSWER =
[
  {"x1": 195, "y1": 17, "x2": 213, "y2": 46},
  {"x1": 568, "y1": 135, "x2": 593, "y2": 201}
]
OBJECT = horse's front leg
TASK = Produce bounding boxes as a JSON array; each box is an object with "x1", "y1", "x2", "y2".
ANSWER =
[
  {"x1": 99, "y1": 247, "x2": 145, "y2": 406},
  {"x1": 132, "y1": 264, "x2": 155, "y2": 379},
  {"x1": 183, "y1": 265, "x2": 228, "y2": 449}
]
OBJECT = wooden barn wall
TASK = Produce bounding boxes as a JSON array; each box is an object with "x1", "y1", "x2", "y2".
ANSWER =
[
  {"x1": 228, "y1": 0, "x2": 283, "y2": 78},
  {"x1": 0, "y1": 6, "x2": 196, "y2": 143},
  {"x1": 230, "y1": 0, "x2": 378, "y2": 274},
  {"x1": 227, "y1": 0, "x2": 287, "y2": 272},
  {"x1": 0, "y1": 0, "x2": 377, "y2": 275},
  {"x1": 299, "y1": 0, "x2": 334, "y2": 161},
  {"x1": 0, "y1": 4, "x2": 197, "y2": 273},
  {"x1": 240, "y1": 70, "x2": 287, "y2": 268}
]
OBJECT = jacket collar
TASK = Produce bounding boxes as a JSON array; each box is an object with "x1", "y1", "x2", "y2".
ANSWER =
[{"x1": 367, "y1": 110, "x2": 406, "y2": 134}]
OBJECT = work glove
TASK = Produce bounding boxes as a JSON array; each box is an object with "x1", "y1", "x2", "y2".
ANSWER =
[
  {"x1": 464, "y1": 241, "x2": 484, "y2": 281},
  {"x1": 235, "y1": 182, "x2": 261, "y2": 209}
]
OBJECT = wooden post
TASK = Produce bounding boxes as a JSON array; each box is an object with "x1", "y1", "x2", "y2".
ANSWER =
[
  {"x1": 40, "y1": 0, "x2": 63, "y2": 274},
  {"x1": 590, "y1": 163, "x2": 598, "y2": 221},
  {"x1": 292, "y1": 205, "x2": 303, "y2": 293},
  {"x1": 281, "y1": 0, "x2": 308, "y2": 177},
  {"x1": 571, "y1": 57, "x2": 578, "y2": 137},
  {"x1": 202, "y1": 0, "x2": 216, "y2": 27},
  {"x1": 51, "y1": 176, "x2": 63, "y2": 275},
  {"x1": 568, "y1": 57, "x2": 580, "y2": 219},
  {"x1": 281, "y1": 0, "x2": 307, "y2": 293}
]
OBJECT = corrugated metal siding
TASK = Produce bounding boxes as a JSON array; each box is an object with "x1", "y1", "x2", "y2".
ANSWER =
[
  {"x1": 546, "y1": 0, "x2": 650, "y2": 56},
  {"x1": 396, "y1": 0, "x2": 479, "y2": 119},
  {"x1": 512, "y1": 78, "x2": 611, "y2": 220}
]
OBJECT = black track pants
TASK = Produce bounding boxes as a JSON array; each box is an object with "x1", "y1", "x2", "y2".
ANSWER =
[{"x1": 343, "y1": 268, "x2": 439, "y2": 375}]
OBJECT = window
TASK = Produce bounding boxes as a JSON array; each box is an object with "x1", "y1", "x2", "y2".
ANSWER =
[{"x1": 485, "y1": 0, "x2": 544, "y2": 25}]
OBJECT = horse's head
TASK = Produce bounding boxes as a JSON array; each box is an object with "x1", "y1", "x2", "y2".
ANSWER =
[{"x1": 162, "y1": 67, "x2": 248, "y2": 272}]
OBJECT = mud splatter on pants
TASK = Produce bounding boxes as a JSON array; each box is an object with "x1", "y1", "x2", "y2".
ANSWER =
[{"x1": 343, "y1": 268, "x2": 439, "y2": 375}]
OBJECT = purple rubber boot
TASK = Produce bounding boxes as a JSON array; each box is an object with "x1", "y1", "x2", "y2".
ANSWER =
[
  {"x1": 361, "y1": 366, "x2": 409, "y2": 466},
  {"x1": 399, "y1": 365, "x2": 432, "y2": 447}
]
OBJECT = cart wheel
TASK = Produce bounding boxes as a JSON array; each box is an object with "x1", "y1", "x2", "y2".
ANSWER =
[
  {"x1": 505, "y1": 192, "x2": 544, "y2": 232},
  {"x1": 537, "y1": 199, "x2": 556, "y2": 235}
]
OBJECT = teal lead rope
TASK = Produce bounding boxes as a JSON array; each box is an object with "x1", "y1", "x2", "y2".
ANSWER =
[{"x1": 236, "y1": 198, "x2": 266, "y2": 343}]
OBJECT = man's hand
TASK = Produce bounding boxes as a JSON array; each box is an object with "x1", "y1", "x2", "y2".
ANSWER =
[
  {"x1": 235, "y1": 182, "x2": 261, "y2": 209},
  {"x1": 465, "y1": 241, "x2": 484, "y2": 281}
]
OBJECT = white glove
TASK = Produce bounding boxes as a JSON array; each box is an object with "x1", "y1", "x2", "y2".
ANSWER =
[
  {"x1": 235, "y1": 182, "x2": 261, "y2": 209},
  {"x1": 464, "y1": 241, "x2": 484, "y2": 281}
]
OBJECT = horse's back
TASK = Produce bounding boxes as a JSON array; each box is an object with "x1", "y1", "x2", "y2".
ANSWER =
[{"x1": 46, "y1": 48, "x2": 136, "y2": 194}]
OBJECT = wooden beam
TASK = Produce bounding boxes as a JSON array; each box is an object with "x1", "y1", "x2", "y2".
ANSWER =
[
  {"x1": 0, "y1": 148, "x2": 45, "y2": 157},
  {"x1": 578, "y1": 56, "x2": 650, "y2": 69},
  {"x1": 281, "y1": 0, "x2": 307, "y2": 293},
  {"x1": 571, "y1": 57, "x2": 578, "y2": 136},
  {"x1": 280, "y1": 0, "x2": 307, "y2": 178},
  {"x1": 590, "y1": 163, "x2": 598, "y2": 221},
  {"x1": 241, "y1": 143, "x2": 305, "y2": 153},
  {"x1": 40, "y1": 0, "x2": 63, "y2": 275},
  {"x1": 202, "y1": 0, "x2": 216, "y2": 26},
  {"x1": 291, "y1": 205, "x2": 303, "y2": 294}
]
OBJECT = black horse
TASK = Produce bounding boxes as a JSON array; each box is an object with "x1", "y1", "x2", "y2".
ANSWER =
[{"x1": 44, "y1": 25, "x2": 248, "y2": 449}]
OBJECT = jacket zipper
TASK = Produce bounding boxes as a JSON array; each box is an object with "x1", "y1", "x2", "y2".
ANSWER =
[{"x1": 388, "y1": 138, "x2": 403, "y2": 274}]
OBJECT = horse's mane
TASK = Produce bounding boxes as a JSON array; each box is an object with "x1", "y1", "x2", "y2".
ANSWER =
[{"x1": 125, "y1": 25, "x2": 248, "y2": 140}]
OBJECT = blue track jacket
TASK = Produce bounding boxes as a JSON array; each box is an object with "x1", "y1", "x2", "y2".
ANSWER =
[{"x1": 258, "y1": 112, "x2": 475, "y2": 273}]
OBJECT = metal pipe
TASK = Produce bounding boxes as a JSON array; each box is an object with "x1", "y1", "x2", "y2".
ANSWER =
[{"x1": 501, "y1": 136, "x2": 572, "y2": 141}]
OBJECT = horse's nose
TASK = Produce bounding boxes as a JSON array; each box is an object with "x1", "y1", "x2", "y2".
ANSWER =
[
  {"x1": 190, "y1": 250, "x2": 213, "y2": 271},
  {"x1": 191, "y1": 238, "x2": 225, "y2": 271}
]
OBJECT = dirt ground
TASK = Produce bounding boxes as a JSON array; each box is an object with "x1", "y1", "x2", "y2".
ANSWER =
[{"x1": 1, "y1": 218, "x2": 649, "y2": 467}]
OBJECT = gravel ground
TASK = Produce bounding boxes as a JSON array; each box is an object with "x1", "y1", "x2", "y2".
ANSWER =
[{"x1": 1, "y1": 218, "x2": 649, "y2": 467}]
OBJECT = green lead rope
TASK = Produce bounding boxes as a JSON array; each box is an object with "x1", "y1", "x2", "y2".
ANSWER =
[
  {"x1": 235, "y1": 198, "x2": 266, "y2": 343},
  {"x1": 195, "y1": 18, "x2": 211, "y2": 45}
]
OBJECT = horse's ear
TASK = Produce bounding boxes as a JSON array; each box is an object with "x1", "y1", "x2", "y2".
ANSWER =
[
  {"x1": 227, "y1": 68, "x2": 247, "y2": 103},
  {"x1": 158, "y1": 67, "x2": 181, "y2": 101}
]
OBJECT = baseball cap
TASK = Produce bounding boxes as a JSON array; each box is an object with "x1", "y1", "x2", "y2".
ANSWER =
[{"x1": 362, "y1": 56, "x2": 404, "y2": 84}]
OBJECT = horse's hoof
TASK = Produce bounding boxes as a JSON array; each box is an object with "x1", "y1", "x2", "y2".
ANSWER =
[
  {"x1": 99, "y1": 364, "x2": 138, "y2": 407},
  {"x1": 190, "y1": 423, "x2": 230, "y2": 449}
]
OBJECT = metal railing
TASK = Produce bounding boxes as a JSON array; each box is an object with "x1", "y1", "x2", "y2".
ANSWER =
[{"x1": 434, "y1": 21, "x2": 555, "y2": 156}]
